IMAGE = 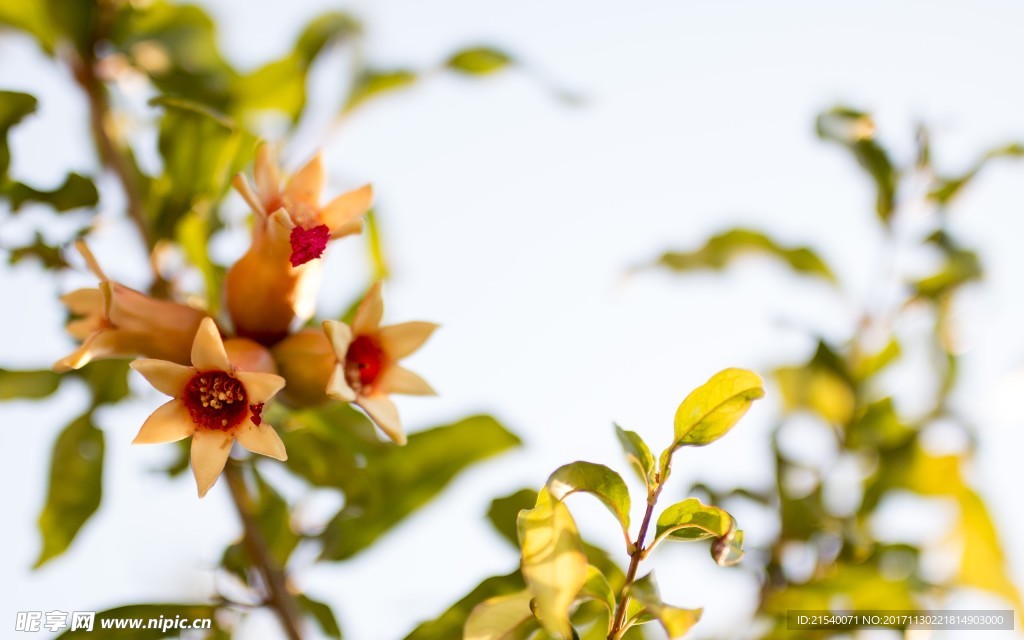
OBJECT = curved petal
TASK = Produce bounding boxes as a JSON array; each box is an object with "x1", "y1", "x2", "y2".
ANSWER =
[
  {"x1": 232, "y1": 173, "x2": 266, "y2": 217},
  {"x1": 130, "y1": 359, "x2": 193, "y2": 397},
  {"x1": 322, "y1": 320, "x2": 353, "y2": 359},
  {"x1": 285, "y1": 152, "x2": 324, "y2": 206},
  {"x1": 378, "y1": 365, "x2": 436, "y2": 396},
  {"x1": 321, "y1": 184, "x2": 373, "y2": 236},
  {"x1": 133, "y1": 400, "x2": 195, "y2": 444},
  {"x1": 254, "y1": 144, "x2": 281, "y2": 205},
  {"x1": 235, "y1": 421, "x2": 287, "y2": 461},
  {"x1": 53, "y1": 331, "x2": 120, "y2": 372},
  {"x1": 61, "y1": 288, "x2": 103, "y2": 315},
  {"x1": 326, "y1": 364, "x2": 357, "y2": 402},
  {"x1": 191, "y1": 317, "x2": 231, "y2": 371},
  {"x1": 357, "y1": 393, "x2": 405, "y2": 445},
  {"x1": 191, "y1": 429, "x2": 233, "y2": 498},
  {"x1": 234, "y1": 370, "x2": 285, "y2": 404},
  {"x1": 352, "y1": 282, "x2": 384, "y2": 335},
  {"x1": 378, "y1": 321, "x2": 439, "y2": 359}
]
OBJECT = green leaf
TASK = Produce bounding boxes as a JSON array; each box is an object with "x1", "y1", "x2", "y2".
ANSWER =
[
  {"x1": 447, "y1": 46, "x2": 513, "y2": 75},
  {"x1": 0, "y1": 90, "x2": 38, "y2": 179},
  {"x1": 816, "y1": 107, "x2": 898, "y2": 224},
  {"x1": 0, "y1": 368, "x2": 62, "y2": 400},
  {"x1": 6, "y1": 233, "x2": 69, "y2": 269},
  {"x1": 297, "y1": 593, "x2": 343, "y2": 639},
  {"x1": 488, "y1": 489, "x2": 539, "y2": 548},
  {"x1": 627, "y1": 573, "x2": 702, "y2": 639},
  {"x1": 404, "y1": 571, "x2": 525, "y2": 640},
  {"x1": 852, "y1": 339, "x2": 901, "y2": 381},
  {"x1": 0, "y1": 3, "x2": 58, "y2": 53},
  {"x1": 614, "y1": 425, "x2": 655, "y2": 488},
  {"x1": 710, "y1": 528, "x2": 744, "y2": 567},
  {"x1": 774, "y1": 341, "x2": 855, "y2": 425},
  {"x1": 175, "y1": 208, "x2": 222, "y2": 314},
  {"x1": 364, "y1": 209, "x2": 389, "y2": 279},
  {"x1": 320, "y1": 414, "x2": 521, "y2": 560},
  {"x1": 54, "y1": 604, "x2": 219, "y2": 639},
  {"x1": 650, "y1": 498, "x2": 745, "y2": 566},
  {"x1": 517, "y1": 489, "x2": 588, "y2": 638},
  {"x1": 343, "y1": 69, "x2": 418, "y2": 113},
  {"x1": 671, "y1": 368, "x2": 764, "y2": 449},
  {"x1": 913, "y1": 236, "x2": 982, "y2": 299},
  {"x1": 5, "y1": 173, "x2": 98, "y2": 212},
  {"x1": 74, "y1": 359, "x2": 131, "y2": 407},
  {"x1": 578, "y1": 565, "x2": 616, "y2": 614},
  {"x1": 35, "y1": 412, "x2": 104, "y2": 567},
  {"x1": 544, "y1": 461, "x2": 631, "y2": 547},
  {"x1": 928, "y1": 142, "x2": 1024, "y2": 204},
  {"x1": 464, "y1": 590, "x2": 538, "y2": 640},
  {"x1": 653, "y1": 229, "x2": 835, "y2": 283}
]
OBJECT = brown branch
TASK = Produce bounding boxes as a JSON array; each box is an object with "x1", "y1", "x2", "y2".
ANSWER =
[
  {"x1": 608, "y1": 495, "x2": 658, "y2": 639},
  {"x1": 224, "y1": 462, "x2": 304, "y2": 640}
]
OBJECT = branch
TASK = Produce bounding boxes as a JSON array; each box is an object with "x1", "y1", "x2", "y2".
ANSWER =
[
  {"x1": 224, "y1": 462, "x2": 304, "y2": 640},
  {"x1": 608, "y1": 494, "x2": 658, "y2": 639}
]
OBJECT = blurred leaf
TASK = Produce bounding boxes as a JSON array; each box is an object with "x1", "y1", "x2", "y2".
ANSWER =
[
  {"x1": 654, "y1": 229, "x2": 835, "y2": 283},
  {"x1": 670, "y1": 368, "x2": 764, "y2": 451},
  {"x1": 816, "y1": 107, "x2": 898, "y2": 224},
  {"x1": 775, "y1": 341, "x2": 855, "y2": 426},
  {"x1": 252, "y1": 467, "x2": 299, "y2": 566},
  {"x1": 277, "y1": 405, "x2": 373, "y2": 495},
  {"x1": 45, "y1": 0, "x2": 96, "y2": 56},
  {"x1": 928, "y1": 142, "x2": 1024, "y2": 204},
  {"x1": 0, "y1": 3, "x2": 58, "y2": 53},
  {"x1": 957, "y1": 490, "x2": 1024, "y2": 612},
  {"x1": 614, "y1": 425, "x2": 655, "y2": 488},
  {"x1": 0, "y1": 90, "x2": 37, "y2": 178},
  {"x1": 6, "y1": 232, "x2": 69, "y2": 269},
  {"x1": 404, "y1": 571, "x2": 525, "y2": 640},
  {"x1": 35, "y1": 412, "x2": 103, "y2": 567},
  {"x1": 0, "y1": 368, "x2": 62, "y2": 400},
  {"x1": 320, "y1": 414, "x2": 521, "y2": 560},
  {"x1": 364, "y1": 209, "x2": 389, "y2": 279},
  {"x1": 852, "y1": 339, "x2": 901, "y2": 380},
  {"x1": 578, "y1": 565, "x2": 616, "y2": 614},
  {"x1": 761, "y1": 562, "x2": 918, "y2": 614},
  {"x1": 544, "y1": 461, "x2": 631, "y2": 544},
  {"x1": 846, "y1": 398, "x2": 913, "y2": 451},
  {"x1": 297, "y1": 593, "x2": 343, "y2": 639},
  {"x1": 913, "y1": 234, "x2": 982, "y2": 299},
  {"x1": 149, "y1": 96, "x2": 256, "y2": 237},
  {"x1": 343, "y1": 69, "x2": 417, "y2": 113},
  {"x1": 5, "y1": 173, "x2": 98, "y2": 212},
  {"x1": 447, "y1": 46, "x2": 512, "y2": 75},
  {"x1": 517, "y1": 489, "x2": 588, "y2": 638},
  {"x1": 175, "y1": 208, "x2": 222, "y2": 313},
  {"x1": 488, "y1": 488, "x2": 539, "y2": 548},
  {"x1": 55, "y1": 604, "x2": 219, "y2": 639},
  {"x1": 74, "y1": 359, "x2": 131, "y2": 407},
  {"x1": 464, "y1": 590, "x2": 537, "y2": 640},
  {"x1": 627, "y1": 573, "x2": 702, "y2": 639}
]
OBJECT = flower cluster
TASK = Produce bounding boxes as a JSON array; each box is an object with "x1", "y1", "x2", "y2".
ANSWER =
[{"x1": 55, "y1": 146, "x2": 437, "y2": 497}]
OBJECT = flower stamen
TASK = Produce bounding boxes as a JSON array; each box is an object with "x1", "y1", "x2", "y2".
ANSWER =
[{"x1": 183, "y1": 371, "x2": 248, "y2": 431}]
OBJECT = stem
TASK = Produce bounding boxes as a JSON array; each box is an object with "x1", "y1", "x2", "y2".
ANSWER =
[
  {"x1": 224, "y1": 462, "x2": 304, "y2": 640},
  {"x1": 608, "y1": 493, "x2": 658, "y2": 639}
]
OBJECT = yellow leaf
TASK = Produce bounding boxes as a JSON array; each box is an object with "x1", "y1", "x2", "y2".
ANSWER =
[
  {"x1": 465, "y1": 590, "x2": 537, "y2": 640},
  {"x1": 673, "y1": 368, "x2": 765, "y2": 447}
]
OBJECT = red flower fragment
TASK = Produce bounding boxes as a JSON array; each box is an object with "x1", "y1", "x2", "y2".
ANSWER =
[{"x1": 289, "y1": 224, "x2": 331, "y2": 266}]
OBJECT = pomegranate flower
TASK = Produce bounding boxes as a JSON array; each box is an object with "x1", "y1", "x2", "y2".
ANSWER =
[
  {"x1": 130, "y1": 317, "x2": 287, "y2": 498},
  {"x1": 322, "y1": 283, "x2": 437, "y2": 445},
  {"x1": 226, "y1": 144, "x2": 373, "y2": 344},
  {"x1": 55, "y1": 241, "x2": 207, "y2": 372}
]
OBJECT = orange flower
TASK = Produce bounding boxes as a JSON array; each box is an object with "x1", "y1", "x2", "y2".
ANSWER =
[
  {"x1": 130, "y1": 318, "x2": 287, "y2": 497},
  {"x1": 322, "y1": 283, "x2": 437, "y2": 445},
  {"x1": 226, "y1": 144, "x2": 372, "y2": 344},
  {"x1": 55, "y1": 241, "x2": 207, "y2": 372}
]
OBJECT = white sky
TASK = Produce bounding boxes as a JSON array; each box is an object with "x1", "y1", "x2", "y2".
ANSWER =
[{"x1": 2, "y1": 1, "x2": 1024, "y2": 639}]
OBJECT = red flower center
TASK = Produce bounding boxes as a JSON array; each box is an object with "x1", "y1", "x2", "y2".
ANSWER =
[
  {"x1": 289, "y1": 224, "x2": 330, "y2": 267},
  {"x1": 182, "y1": 371, "x2": 249, "y2": 431},
  {"x1": 346, "y1": 335, "x2": 385, "y2": 389}
]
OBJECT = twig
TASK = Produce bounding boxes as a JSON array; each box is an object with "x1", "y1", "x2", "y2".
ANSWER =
[
  {"x1": 224, "y1": 462, "x2": 304, "y2": 640},
  {"x1": 608, "y1": 493, "x2": 658, "y2": 639}
]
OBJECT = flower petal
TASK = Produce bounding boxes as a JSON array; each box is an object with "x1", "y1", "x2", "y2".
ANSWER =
[
  {"x1": 352, "y1": 282, "x2": 384, "y2": 335},
  {"x1": 130, "y1": 359, "x2": 193, "y2": 397},
  {"x1": 378, "y1": 321, "x2": 439, "y2": 359},
  {"x1": 321, "y1": 184, "x2": 372, "y2": 237},
  {"x1": 133, "y1": 400, "x2": 195, "y2": 444},
  {"x1": 326, "y1": 364, "x2": 357, "y2": 401},
  {"x1": 232, "y1": 173, "x2": 265, "y2": 217},
  {"x1": 378, "y1": 365, "x2": 436, "y2": 396},
  {"x1": 191, "y1": 429, "x2": 233, "y2": 498},
  {"x1": 191, "y1": 317, "x2": 231, "y2": 371},
  {"x1": 254, "y1": 144, "x2": 281, "y2": 205},
  {"x1": 235, "y1": 421, "x2": 287, "y2": 461},
  {"x1": 357, "y1": 393, "x2": 405, "y2": 445},
  {"x1": 53, "y1": 331, "x2": 119, "y2": 372},
  {"x1": 61, "y1": 288, "x2": 103, "y2": 315},
  {"x1": 234, "y1": 370, "x2": 286, "y2": 404},
  {"x1": 322, "y1": 320, "x2": 353, "y2": 359},
  {"x1": 285, "y1": 152, "x2": 324, "y2": 206}
]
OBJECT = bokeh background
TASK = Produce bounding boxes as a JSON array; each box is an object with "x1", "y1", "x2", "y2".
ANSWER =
[{"x1": 2, "y1": 1, "x2": 1024, "y2": 638}]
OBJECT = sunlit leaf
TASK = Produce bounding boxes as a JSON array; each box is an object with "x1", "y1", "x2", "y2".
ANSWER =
[
  {"x1": 55, "y1": 604, "x2": 220, "y2": 639},
  {"x1": 957, "y1": 490, "x2": 1024, "y2": 612},
  {"x1": 320, "y1": 415, "x2": 521, "y2": 560},
  {"x1": 518, "y1": 489, "x2": 588, "y2": 638},
  {"x1": 578, "y1": 565, "x2": 616, "y2": 614},
  {"x1": 614, "y1": 425, "x2": 655, "y2": 488},
  {"x1": 671, "y1": 368, "x2": 764, "y2": 449},
  {"x1": 488, "y1": 489, "x2": 539, "y2": 548},
  {"x1": 627, "y1": 573, "x2": 702, "y2": 639},
  {"x1": 404, "y1": 572, "x2": 525, "y2": 640},
  {"x1": 653, "y1": 229, "x2": 835, "y2": 283},
  {"x1": 650, "y1": 498, "x2": 744, "y2": 566},
  {"x1": 447, "y1": 46, "x2": 513, "y2": 75},
  {"x1": 816, "y1": 107, "x2": 898, "y2": 224},
  {"x1": 5, "y1": 173, "x2": 98, "y2": 212},
  {"x1": 0, "y1": 3, "x2": 58, "y2": 53},
  {"x1": 775, "y1": 342, "x2": 854, "y2": 426},
  {"x1": 852, "y1": 339, "x2": 901, "y2": 381},
  {"x1": 343, "y1": 69, "x2": 418, "y2": 113},
  {"x1": 464, "y1": 590, "x2": 537, "y2": 640},
  {"x1": 545, "y1": 461, "x2": 631, "y2": 545},
  {"x1": 297, "y1": 593, "x2": 343, "y2": 639},
  {"x1": 35, "y1": 412, "x2": 103, "y2": 567},
  {"x1": 0, "y1": 368, "x2": 62, "y2": 400}
]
